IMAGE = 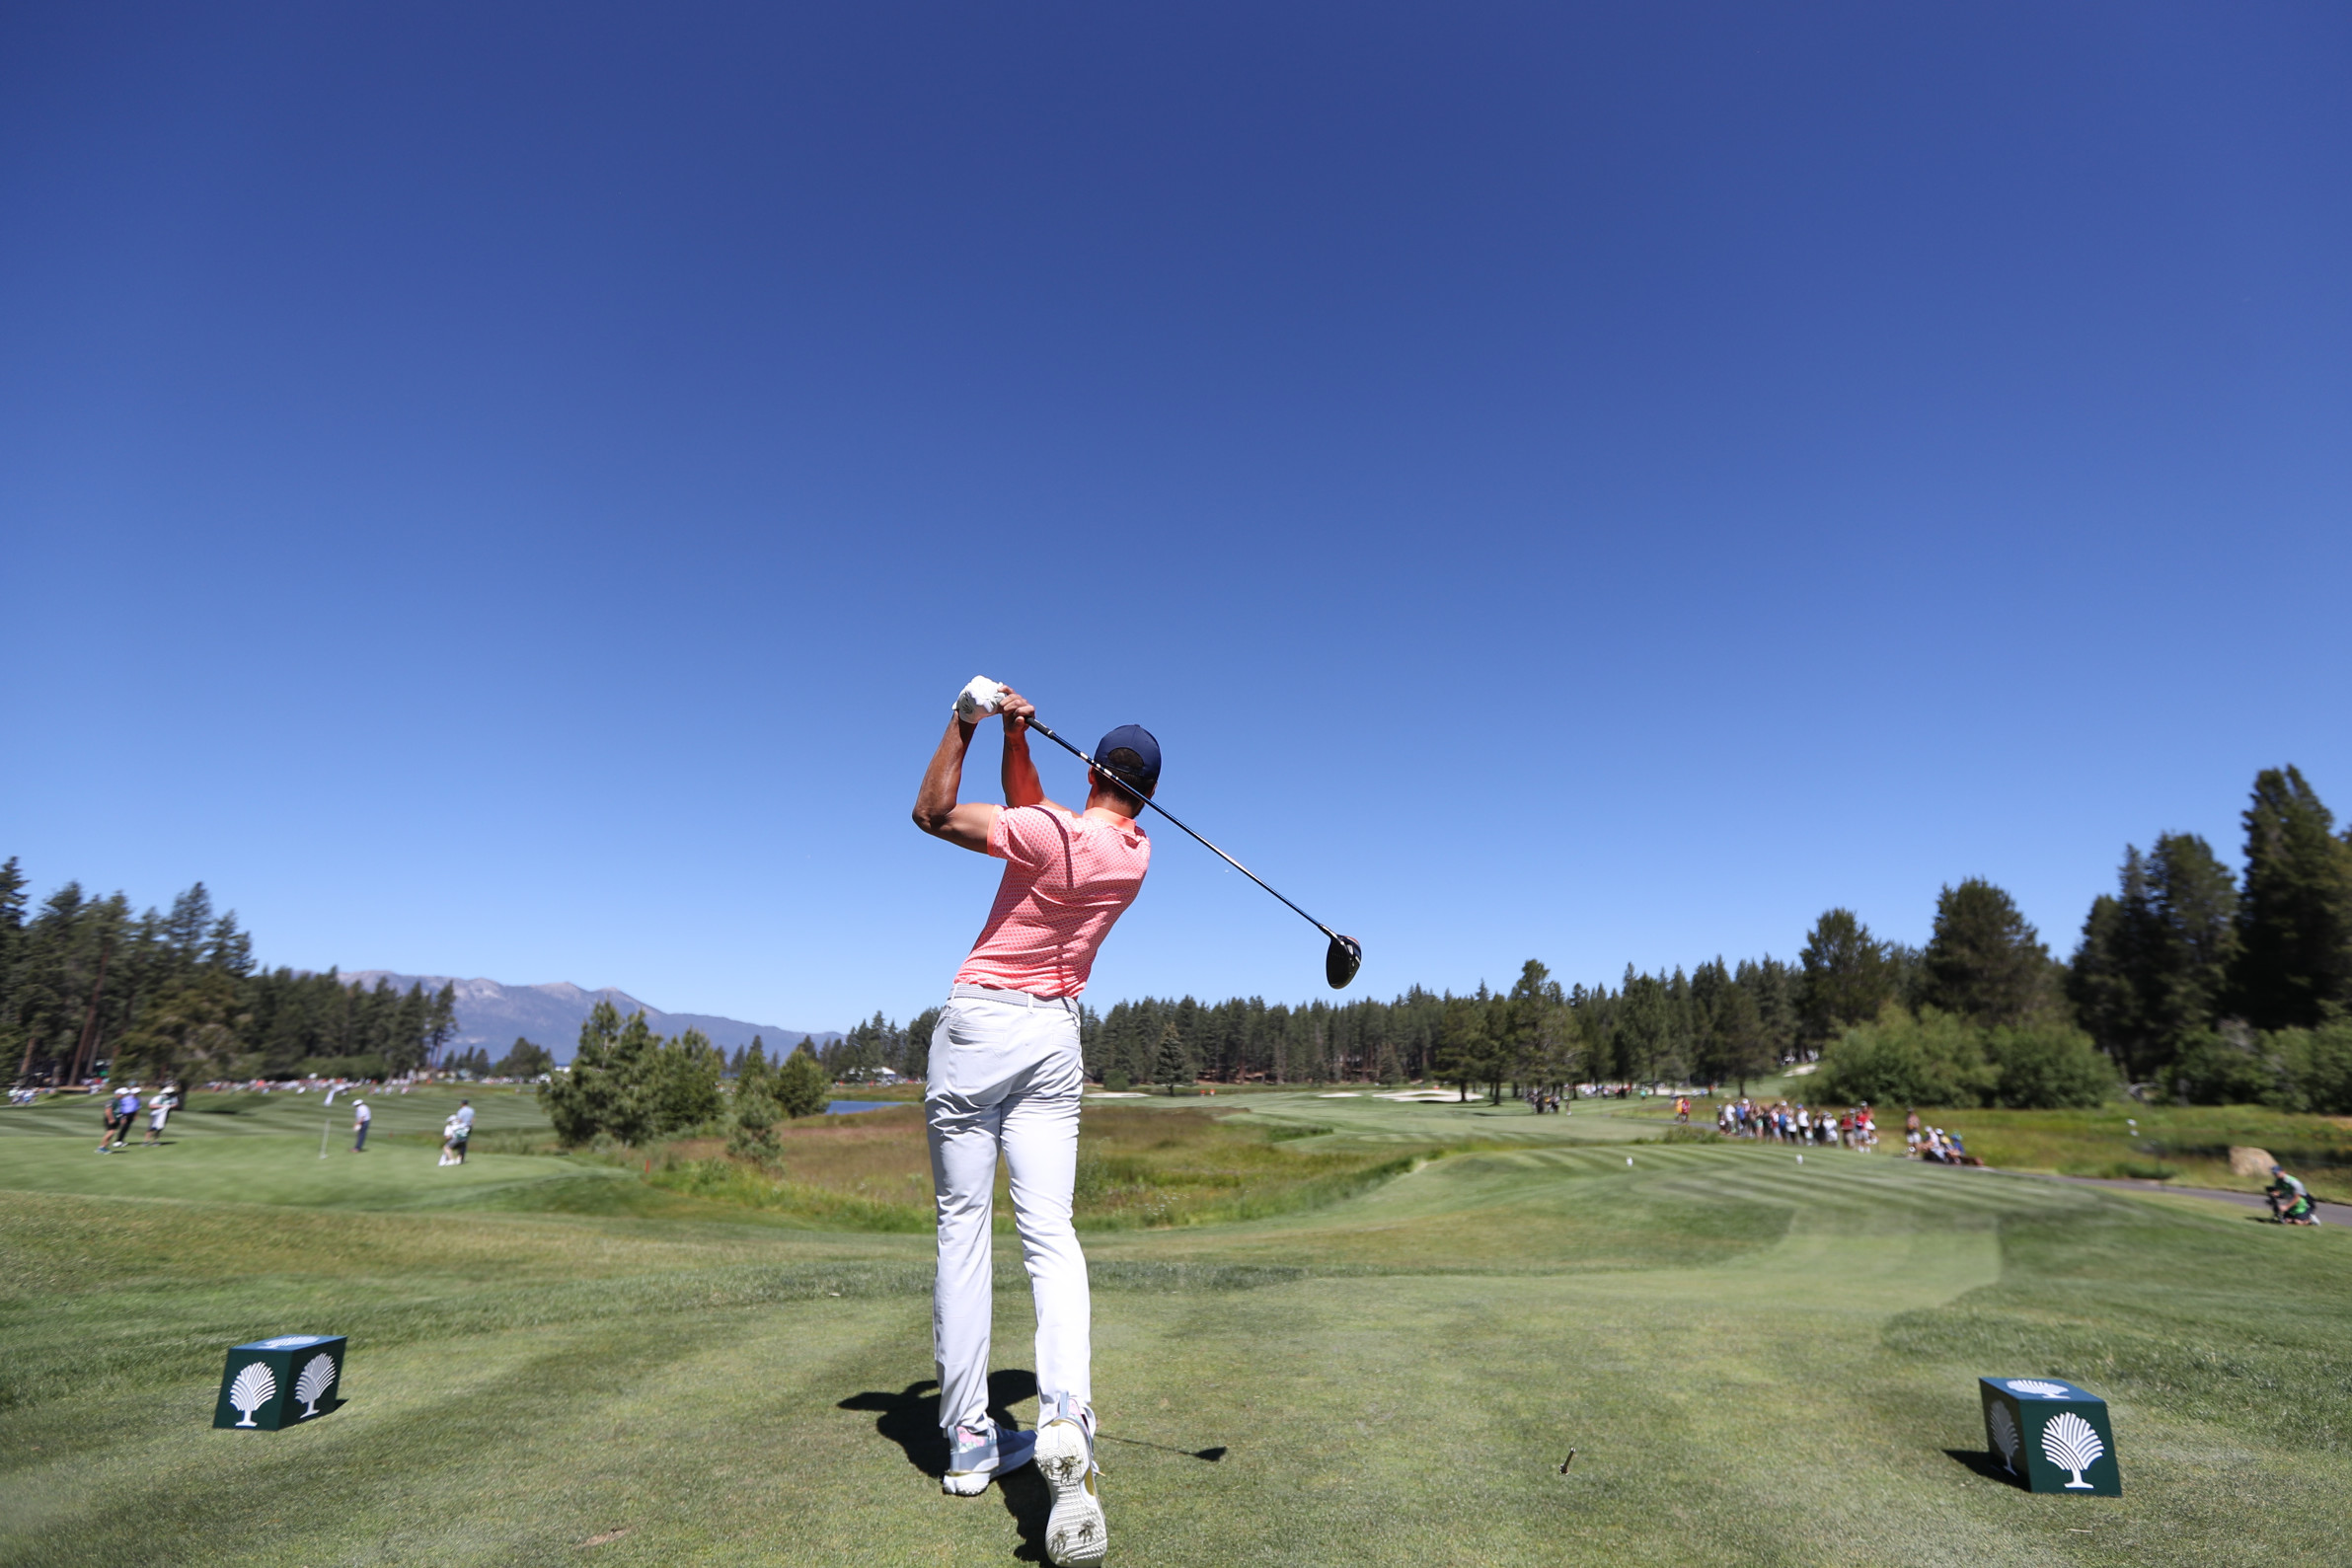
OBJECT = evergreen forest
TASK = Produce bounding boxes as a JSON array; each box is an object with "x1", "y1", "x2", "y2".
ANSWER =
[{"x1": 0, "y1": 869, "x2": 457, "y2": 1086}]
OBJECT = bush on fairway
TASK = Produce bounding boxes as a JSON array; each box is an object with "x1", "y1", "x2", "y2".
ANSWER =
[{"x1": 1817, "y1": 1005, "x2": 2112, "y2": 1109}]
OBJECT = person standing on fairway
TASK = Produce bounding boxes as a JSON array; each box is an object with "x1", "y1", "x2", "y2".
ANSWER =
[
  {"x1": 913, "y1": 678, "x2": 1153, "y2": 1567},
  {"x1": 351, "y1": 1096, "x2": 371, "y2": 1153}
]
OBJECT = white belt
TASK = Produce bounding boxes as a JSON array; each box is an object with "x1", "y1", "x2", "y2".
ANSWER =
[{"x1": 949, "y1": 983, "x2": 1077, "y2": 1011}]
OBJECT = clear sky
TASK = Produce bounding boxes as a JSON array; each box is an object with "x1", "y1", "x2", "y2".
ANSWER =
[{"x1": 4, "y1": 3, "x2": 2347, "y2": 1032}]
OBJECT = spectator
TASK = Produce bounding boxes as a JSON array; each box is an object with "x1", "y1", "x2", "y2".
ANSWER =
[
  {"x1": 141, "y1": 1083, "x2": 177, "y2": 1146},
  {"x1": 100, "y1": 1083, "x2": 140, "y2": 1153}
]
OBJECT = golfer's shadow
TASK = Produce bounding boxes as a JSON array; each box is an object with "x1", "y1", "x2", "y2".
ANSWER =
[{"x1": 839, "y1": 1371, "x2": 1052, "y2": 1561}]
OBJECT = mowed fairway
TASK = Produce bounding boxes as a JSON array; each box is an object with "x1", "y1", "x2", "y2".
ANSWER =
[{"x1": 4, "y1": 1090, "x2": 2349, "y2": 1566}]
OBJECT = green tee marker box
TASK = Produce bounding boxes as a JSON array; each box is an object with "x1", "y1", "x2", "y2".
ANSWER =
[
  {"x1": 213, "y1": 1335, "x2": 347, "y2": 1431},
  {"x1": 1979, "y1": 1377, "x2": 2120, "y2": 1495}
]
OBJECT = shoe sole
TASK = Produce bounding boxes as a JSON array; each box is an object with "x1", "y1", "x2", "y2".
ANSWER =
[{"x1": 1035, "y1": 1421, "x2": 1106, "y2": 1565}]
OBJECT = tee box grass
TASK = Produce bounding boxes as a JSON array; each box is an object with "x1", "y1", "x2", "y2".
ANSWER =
[{"x1": 5, "y1": 1084, "x2": 2351, "y2": 1566}]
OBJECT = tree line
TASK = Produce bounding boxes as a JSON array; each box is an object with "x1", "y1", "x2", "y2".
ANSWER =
[
  {"x1": 1, "y1": 863, "x2": 459, "y2": 1086},
  {"x1": 806, "y1": 766, "x2": 2352, "y2": 1114},
  {"x1": 2065, "y1": 765, "x2": 2352, "y2": 1111},
  {"x1": 14, "y1": 761, "x2": 2347, "y2": 1113}
]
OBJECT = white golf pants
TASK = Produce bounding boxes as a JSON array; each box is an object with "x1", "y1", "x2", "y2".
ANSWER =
[{"x1": 927, "y1": 984, "x2": 1091, "y2": 1436}]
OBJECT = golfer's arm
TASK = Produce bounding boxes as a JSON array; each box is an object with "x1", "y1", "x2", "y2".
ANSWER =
[
  {"x1": 1001, "y1": 726, "x2": 1053, "y2": 810},
  {"x1": 913, "y1": 715, "x2": 1000, "y2": 854}
]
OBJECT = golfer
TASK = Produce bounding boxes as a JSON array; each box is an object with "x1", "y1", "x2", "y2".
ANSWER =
[
  {"x1": 351, "y1": 1097, "x2": 371, "y2": 1153},
  {"x1": 912, "y1": 678, "x2": 1153, "y2": 1567}
]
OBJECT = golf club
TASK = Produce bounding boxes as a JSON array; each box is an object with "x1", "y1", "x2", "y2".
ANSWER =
[{"x1": 1024, "y1": 718, "x2": 1362, "y2": 990}]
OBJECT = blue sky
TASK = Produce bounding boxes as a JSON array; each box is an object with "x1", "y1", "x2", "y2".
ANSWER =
[{"x1": 4, "y1": 3, "x2": 2347, "y2": 1032}]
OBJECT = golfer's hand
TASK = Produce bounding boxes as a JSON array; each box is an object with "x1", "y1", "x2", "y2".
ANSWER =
[{"x1": 997, "y1": 686, "x2": 1034, "y2": 735}]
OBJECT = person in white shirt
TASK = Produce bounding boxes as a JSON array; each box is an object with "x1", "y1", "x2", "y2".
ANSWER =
[
  {"x1": 141, "y1": 1085, "x2": 177, "y2": 1146},
  {"x1": 351, "y1": 1098, "x2": 372, "y2": 1153}
]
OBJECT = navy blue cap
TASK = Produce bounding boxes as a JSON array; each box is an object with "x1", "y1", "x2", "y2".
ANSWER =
[{"x1": 1094, "y1": 724, "x2": 1161, "y2": 792}]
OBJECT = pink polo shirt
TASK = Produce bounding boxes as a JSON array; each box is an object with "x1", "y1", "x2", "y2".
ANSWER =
[{"x1": 954, "y1": 804, "x2": 1151, "y2": 998}]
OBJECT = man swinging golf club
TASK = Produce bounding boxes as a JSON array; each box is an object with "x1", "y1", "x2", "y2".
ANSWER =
[{"x1": 912, "y1": 675, "x2": 1152, "y2": 1566}]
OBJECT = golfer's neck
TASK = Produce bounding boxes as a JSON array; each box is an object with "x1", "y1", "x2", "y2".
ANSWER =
[{"x1": 1084, "y1": 788, "x2": 1141, "y2": 822}]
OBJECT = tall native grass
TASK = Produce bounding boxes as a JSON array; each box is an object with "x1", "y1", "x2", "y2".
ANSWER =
[{"x1": 640, "y1": 1103, "x2": 1428, "y2": 1232}]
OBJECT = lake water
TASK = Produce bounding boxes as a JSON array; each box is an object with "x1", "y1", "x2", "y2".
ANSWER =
[{"x1": 824, "y1": 1100, "x2": 898, "y2": 1115}]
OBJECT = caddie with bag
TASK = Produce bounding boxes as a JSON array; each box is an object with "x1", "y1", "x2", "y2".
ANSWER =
[{"x1": 910, "y1": 675, "x2": 1158, "y2": 1567}]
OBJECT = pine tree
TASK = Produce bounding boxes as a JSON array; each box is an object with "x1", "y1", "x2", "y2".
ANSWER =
[
  {"x1": 648, "y1": 1027, "x2": 725, "y2": 1133},
  {"x1": 1797, "y1": 910, "x2": 1894, "y2": 1043},
  {"x1": 737, "y1": 1037, "x2": 773, "y2": 1097},
  {"x1": 775, "y1": 1042, "x2": 831, "y2": 1119},
  {"x1": 1614, "y1": 969, "x2": 1679, "y2": 1086},
  {"x1": 728, "y1": 1076, "x2": 782, "y2": 1159},
  {"x1": 1435, "y1": 993, "x2": 1491, "y2": 1100},
  {"x1": 1919, "y1": 879, "x2": 2050, "y2": 1027},
  {"x1": 2145, "y1": 833, "x2": 2239, "y2": 1044},
  {"x1": 2229, "y1": 766, "x2": 2352, "y2": 1029},
  {"x1": 2068, "y1": 888, "x2": 2149, "y2": 1074},
  {"x1": 494, "y1": 1037, "x2": 554, "y2": 1078},
  {"x1": 425, "y1": 982, "x2": 458, "y2": 1068},
  {"x1": 1708, "y1": 959, "x2": 1776, "y2": 1089},
  {"x1": 540, "y1": 1001, "x2": 658, "y2": 1145},
  {"x1": 1153, "y1": 1021, "x2": 1191, "y2": 1093}
]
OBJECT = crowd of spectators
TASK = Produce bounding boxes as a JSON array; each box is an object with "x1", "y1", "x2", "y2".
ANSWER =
[{"x1": 1716, "y1": 1097, "x2": 1877, "y2": 1148}]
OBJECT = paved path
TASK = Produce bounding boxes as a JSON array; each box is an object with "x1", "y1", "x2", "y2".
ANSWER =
[{"x1": 2012, "y1": 1168, "x2": 2351, "y2": 1227}]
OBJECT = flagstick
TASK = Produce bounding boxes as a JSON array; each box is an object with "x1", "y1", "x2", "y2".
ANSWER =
[{"x1": 320, "y1": 1116, "x2": 331, "y2": 1158}]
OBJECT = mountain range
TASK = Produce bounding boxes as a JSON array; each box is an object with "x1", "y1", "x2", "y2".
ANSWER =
[{"x1": 339, "y1": 973, "x2": 838, "y2": 1064}]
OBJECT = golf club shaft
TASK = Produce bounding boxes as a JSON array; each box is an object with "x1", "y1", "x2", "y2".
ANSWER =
[{"x1": 1026, "y1": 720, "x2": 1339, "y2": 942}]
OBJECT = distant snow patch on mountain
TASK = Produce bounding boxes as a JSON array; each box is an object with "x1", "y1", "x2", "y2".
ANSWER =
[{"x1": 339, "y1": 973, "x2": 838, "y2": 1064}]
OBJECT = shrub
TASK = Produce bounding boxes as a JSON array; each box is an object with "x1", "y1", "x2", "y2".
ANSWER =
[
  {"x1": 727, "y1": 1086, "x2": 781, "y2": 1160},
  {"x1": 2260, "y1": 1021, "x2": 2352, "y2": 1114},
  {"x1": 1815, "y1": 1006, "x2": 1999, "y2": 1108},
  {"x1": 2160, "y1": 1028, "x2": 2282, "y2": 1106},
  {"x1": 1983, "y1": 1023, "x2": 2116, "y2": 1109},
  {"x1": 774, "y1": 1046, "x2": 831, "y2": 1120}
]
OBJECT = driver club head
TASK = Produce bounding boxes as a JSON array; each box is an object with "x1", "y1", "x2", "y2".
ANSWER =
[{"x1": 1326, "y1": 934, "x2": 1362, "y2": 990}]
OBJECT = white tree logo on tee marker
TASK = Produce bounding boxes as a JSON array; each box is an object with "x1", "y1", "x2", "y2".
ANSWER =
[
  {"x1": 2040, "y1": 1411, "x2": 2104, "y2": 1488},
  {"x1": 2006, "y1": 1379, "x2": 2069, "y2": 1398},
  {"x1": 294, "y1": 1353, "x2": 338, "y2": 1418},
  {"x1": 1988, "y1": 1401, "x2": 2020, "y2": 1474},
  {"x1": 228, "y1": 1363, "x2": 276, "y2": 1427}
]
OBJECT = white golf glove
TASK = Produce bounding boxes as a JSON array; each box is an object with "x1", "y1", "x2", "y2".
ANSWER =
[{"x1": 954, "y1": 676, "x2": 1006, "y2": 720}]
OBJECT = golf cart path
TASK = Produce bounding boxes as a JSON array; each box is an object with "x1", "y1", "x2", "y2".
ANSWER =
[{"x1": 2008, "y1": 1168, "x2": 2352, "y2": 1226}]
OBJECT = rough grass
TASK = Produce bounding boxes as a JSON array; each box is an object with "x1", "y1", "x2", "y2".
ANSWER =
[
  {"x1": 633, "y1": 1103, "x2": 1432, "y2": 1233},
  {"x1": 1577, "y1": 1093, "x2": 2352, "y2": 1199},
  {"x1": 1915, "y1": 1104, "x2": 2352, "y2": 1199}
]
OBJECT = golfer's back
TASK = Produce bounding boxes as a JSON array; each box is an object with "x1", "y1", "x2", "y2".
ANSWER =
[{"x1": 956, "y1": 804, "x2": 1149, "y2": 999}]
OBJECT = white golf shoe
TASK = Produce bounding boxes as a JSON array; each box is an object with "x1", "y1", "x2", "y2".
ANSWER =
[
  {"x1": 941, "y1": 1422, "x2": 1036, "y2": 1497},
  {"x1": 1035, "y1": 1400, "x2": 1106, "y2": 1566}
]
